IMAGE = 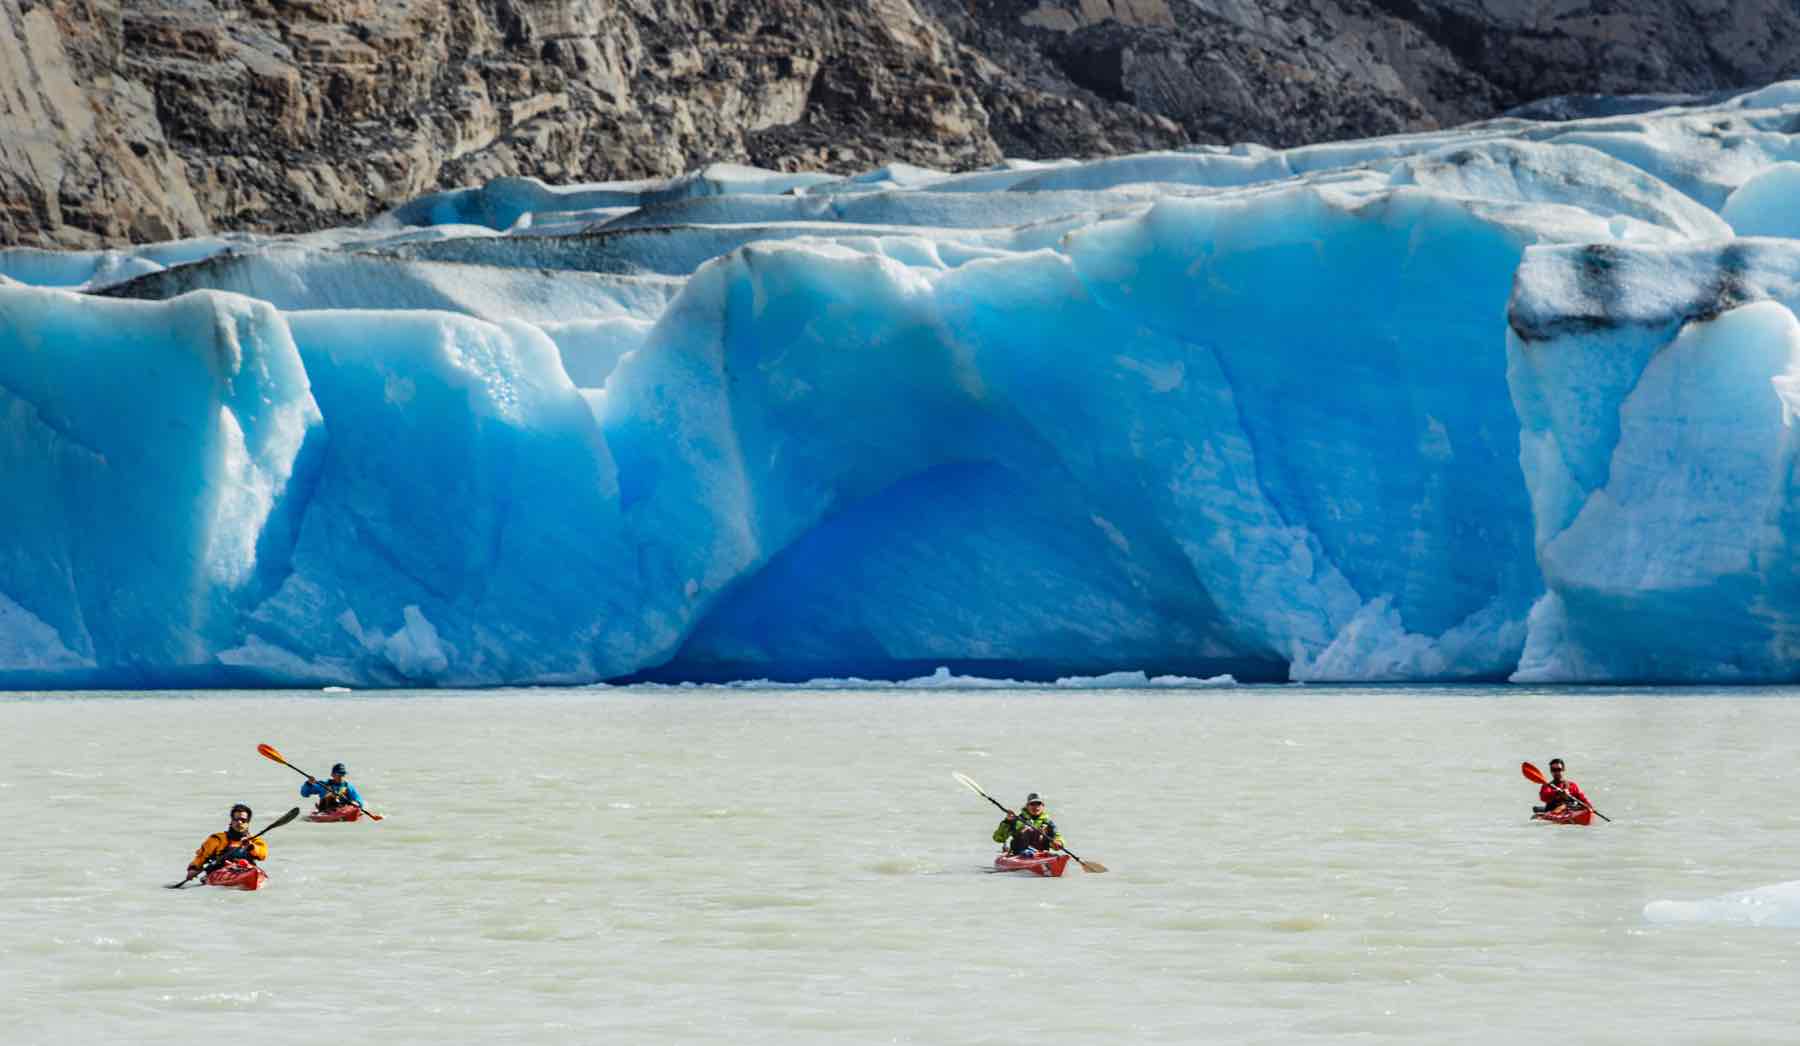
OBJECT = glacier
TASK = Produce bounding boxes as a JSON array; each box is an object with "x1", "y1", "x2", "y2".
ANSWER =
[{"x1": 5, "y1": 87, "x2": 1800, "y2": 687}]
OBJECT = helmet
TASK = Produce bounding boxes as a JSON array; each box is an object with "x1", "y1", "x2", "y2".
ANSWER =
[
  {"x1": 331, "y1": 763, "x2": 347, "y2": 775},
  {"x1": 230, "y1": 803, "x2": 252, "y2": 818}
]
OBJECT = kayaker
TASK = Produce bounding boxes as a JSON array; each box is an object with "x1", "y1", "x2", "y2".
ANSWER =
[
  {"x1": 1533, "y1": 758, "x2": 1592, "y2": 814},
  {"x1": 301, "y1": 762, "x2": 363, "y2": 813},
  {"x1": 187, "y1": 803, "x2": 268, "y2": 874},
  {"x1": 993, "y1": 792, "x2": 1064, "y2": 856}
]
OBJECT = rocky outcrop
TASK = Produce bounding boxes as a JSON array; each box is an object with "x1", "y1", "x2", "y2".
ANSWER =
[{"x1": 4, "y1": 0, "x2": 1798, "y2": 248}]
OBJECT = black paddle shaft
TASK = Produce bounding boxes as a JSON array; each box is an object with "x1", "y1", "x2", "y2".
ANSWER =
[
  {"x1": 1547, "y1": 781, "x2": 1612, "y2": 822},
  {"x1": 971, "y1": 788, "x2": 1016, "y2": 819},
  {"x1": 963, "y1": 779, "x2": 1100, "y2": 867},
  {"x1": 271, "y1": 754, "x2": 376, "y2": 818}
]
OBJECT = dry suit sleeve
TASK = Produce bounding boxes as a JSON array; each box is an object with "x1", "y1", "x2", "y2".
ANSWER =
[{"x1": 189, "y1": 835, "x2": 222, "y2": 871}]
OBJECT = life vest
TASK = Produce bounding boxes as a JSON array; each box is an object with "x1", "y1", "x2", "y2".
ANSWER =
[
  {"x1": 1540, "y1": 779, "x2": 1588, "y2": 809},
  {"x1": 189, "y1": 830, "x2": 268, "y2": 871}
]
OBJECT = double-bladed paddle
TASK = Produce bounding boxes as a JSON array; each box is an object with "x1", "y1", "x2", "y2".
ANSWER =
[
  {"x1": 167, "y1": 806, "x2": 301, "y2": 889},
  {"x1": 1520, "y1": 761, "x2": 1611, "y2": 822},
  {"x1": 954, "y1": 771, "x2": 1108, "y2": 873},
  {"x1": 258, "y1": 743, "x2": 383, "y2": 821}
]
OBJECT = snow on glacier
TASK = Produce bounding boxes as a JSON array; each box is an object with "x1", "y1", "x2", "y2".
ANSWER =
[
  {"x1": 1722, "y1": 163, "x2": 1800, "y2": 238},
  {"x1": 98, "y1": 246, "x2": 681, "y2": 324},
  {"x1": 4, "y1": 82, "x2": 1800, "y2": 686},
  {"x1": 376, "y1": 165, "x2": 840, "y2": 232}
]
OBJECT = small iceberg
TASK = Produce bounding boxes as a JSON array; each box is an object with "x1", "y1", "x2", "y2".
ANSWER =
[{"x1": 1643, "y1": 881, "x2": 1800, "y2": 928}]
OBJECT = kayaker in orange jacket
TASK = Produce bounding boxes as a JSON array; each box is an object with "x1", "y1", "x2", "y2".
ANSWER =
[
  {"x1": 993, "y1": 793, "x2": 1064, "y2": 855},
  {"x1": 1533, "y1": 759, "x2": 1592, "y2": 814},
  {"x1": 188, "y1": 804, "x2": 269, "y2": 874}
]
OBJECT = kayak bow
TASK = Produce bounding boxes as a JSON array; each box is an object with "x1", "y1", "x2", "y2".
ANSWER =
[
  {"x1": 202, "y1": 859, "x2": 269, "y2": 890},
  {"x1": 1532, "y1": 807, "x2": 1594, "y2": 827},
  {"x1": 992, "y1": 852, "x2": 1071, "y2": 877},
  {"x1": 304, "y1": 805, "x2": 364, "y2": 823}
]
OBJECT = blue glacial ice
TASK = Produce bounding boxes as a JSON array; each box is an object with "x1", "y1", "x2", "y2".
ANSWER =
[{"x1": 6, "y1": 84, "x2": 1800, "y2": 687}]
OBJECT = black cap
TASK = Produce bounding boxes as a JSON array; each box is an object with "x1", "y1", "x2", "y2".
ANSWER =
[{"x1": 331, "y1": 763, "x2": 347, "y2": 775}]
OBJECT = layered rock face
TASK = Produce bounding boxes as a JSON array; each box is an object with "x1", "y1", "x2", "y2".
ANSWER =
[{"x1": 4, "y1": 0, "x2": 1799, "y2": 248}]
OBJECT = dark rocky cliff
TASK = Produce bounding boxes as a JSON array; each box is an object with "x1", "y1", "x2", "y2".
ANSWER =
[{"x1": 4, "y1": 0, "x2": 1797, "y2": 248}]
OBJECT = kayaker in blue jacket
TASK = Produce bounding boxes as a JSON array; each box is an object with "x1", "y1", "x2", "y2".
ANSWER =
[
  {"x1": 301, "y1": 762, "x2": 363, "y2": 813},
  {"x1": 993, "y1": 793, "x2": 1064, "y2": 855}
]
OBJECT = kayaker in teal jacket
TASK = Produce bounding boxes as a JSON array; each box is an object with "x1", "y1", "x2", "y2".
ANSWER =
[
  {"x1": 300, "y1": 762, "x2": 363, "y2": 812},
  {"x1": 993, "y1": 793, "x2": 1064, "y2": 855}
]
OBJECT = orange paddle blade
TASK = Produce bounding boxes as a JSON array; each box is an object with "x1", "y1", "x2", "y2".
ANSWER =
[
  {"x1": 1521, "y1": 761, "x2": 1546, "y2": 784},
  {"x1": 257, "y1": 743, "x2": 287, "y2": 765}
]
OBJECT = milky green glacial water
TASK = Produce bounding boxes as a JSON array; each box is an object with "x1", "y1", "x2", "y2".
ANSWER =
[{"x1": 3, "y1": 686, "x2": 1798, "y2": 1045}]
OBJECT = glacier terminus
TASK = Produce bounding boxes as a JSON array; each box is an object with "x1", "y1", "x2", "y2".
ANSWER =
[{"x1": 6, "y1": 83, "x2": 1800, "y2": 688}]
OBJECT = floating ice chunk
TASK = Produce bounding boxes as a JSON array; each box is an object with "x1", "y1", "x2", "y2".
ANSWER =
[
  {"x1": 1645, "y1": 880, "x2": 1800, "y2": 927},
  {"x1": 598, "y1": 666, "x2": 1234, "y2": 690},
  {"x1": 1050, "y1": 670, "x2": 1236, "y2": 689}
]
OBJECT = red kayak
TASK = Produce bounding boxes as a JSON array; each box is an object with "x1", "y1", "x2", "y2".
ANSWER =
[
  {"x1": 304, "y1": 805, "x2": 362, "y2": 823},
  {"x1": 993, "y1": 852, "x2": 1071, "y2": 877},
  {"x1": 1532, "y1": 807, "x2": 1594, "y2": 826},
  {"x1": 203, "y1": 860, "x2": 269, "y2": 890}
]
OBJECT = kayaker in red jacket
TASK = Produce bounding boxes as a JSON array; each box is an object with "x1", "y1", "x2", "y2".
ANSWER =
[
  {"x1": 188, "y1": 804, "x2": 269, "y2": 874},
  {"x1": 1533, "y1": 759, "x2": 1591, "y2": 814},
  {"x1": 993, "y1": 793, "x2": 1064, "y2": 855}
]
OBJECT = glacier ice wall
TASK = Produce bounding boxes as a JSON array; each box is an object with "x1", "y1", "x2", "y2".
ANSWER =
[
  {"x1": 5, "y1": 84, "x2": 1800, "y2": 686},
  {"x1": 1508, "y1": 241, "x2": 1800, "y2": 681},
  {"x1": 0, "y1": 286, "x2": 321, "y2": 679}
]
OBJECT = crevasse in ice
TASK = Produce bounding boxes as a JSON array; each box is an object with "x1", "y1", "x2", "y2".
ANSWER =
[{"x1": 5, "y1": 86, "x2": 1800, "y2": 687}]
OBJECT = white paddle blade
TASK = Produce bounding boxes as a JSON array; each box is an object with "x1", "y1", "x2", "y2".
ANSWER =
[{"x1": 952, "y1": 771, "x2": 985, "y2": 795}]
